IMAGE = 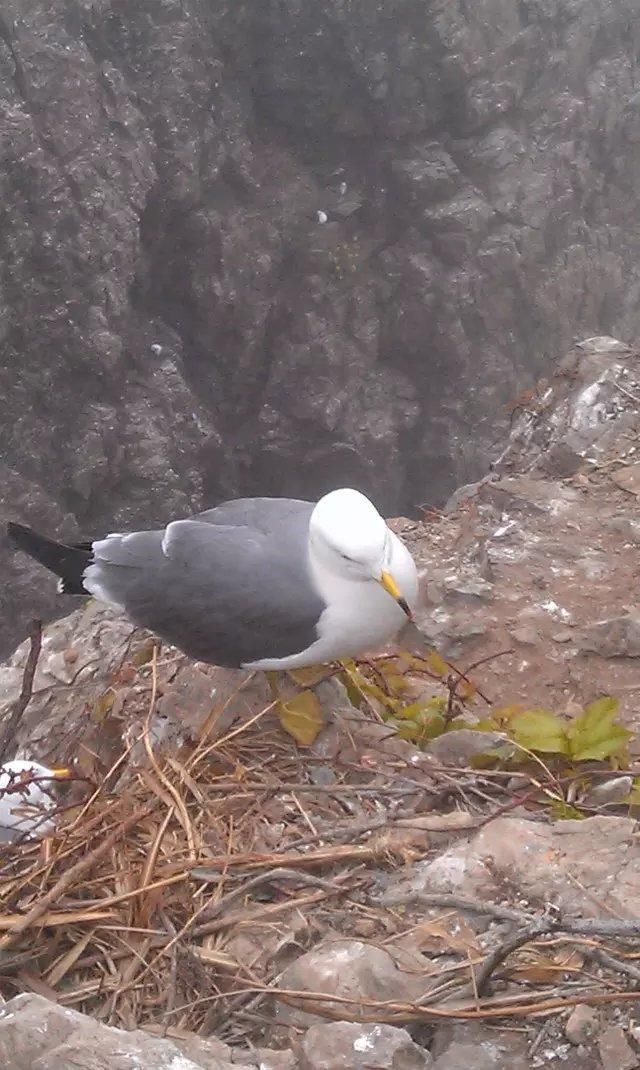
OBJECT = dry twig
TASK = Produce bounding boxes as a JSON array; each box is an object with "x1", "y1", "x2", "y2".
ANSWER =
[{"x1": 0, "y1": 620, "x2": 42, "y2": 763}]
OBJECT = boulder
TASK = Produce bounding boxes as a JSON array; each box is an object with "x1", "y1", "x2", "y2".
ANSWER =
[{"x1": 0, "y1": 993, "x2": 243, "y2": 1070}]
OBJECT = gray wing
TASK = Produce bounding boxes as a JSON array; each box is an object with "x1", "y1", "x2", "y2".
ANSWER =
[
  {"x1": 86, "y1": 500, "x2": 323, "y2": 667},
  {"x1": 192, "y1": 497, "x2": 314, "y2": 533}
]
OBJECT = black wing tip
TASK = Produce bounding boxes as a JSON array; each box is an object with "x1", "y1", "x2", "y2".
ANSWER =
[{"x1": 6, "y1": 522, "x2": 90, "y2": 595}]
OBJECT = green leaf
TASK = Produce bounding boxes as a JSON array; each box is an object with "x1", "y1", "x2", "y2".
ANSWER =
[
  {"x1": 288, "y1": 665, "x2": 329, "y2": 687},
  {"x1": 393, "y1": 712, "x2": 447, "y2": 745},
  {"x1": 277, "y1": 690, "x2": 324, "y2": 746},
  {"x1": 425, "y1": 650, "x2": 449, "y2": 678},
  {"x1": 416, "y1": 712, "x2": 447, "y2": 741},
  {"x1": 396, "y1": 696, "x2": 447, "y2": 721},
  {"x1": 580, "y1": 696, "x2": 619, "y2": 721},
  {"x1": 472, "y1": 718, "x2": 500, "y2": 732},
  {"x1": 394, "y1": 720, "x2": 423, "y2": 743},
  {"x1": 342, "y1": 678, "x2": 365, "y2": 709},
  {"x1": 567, "y1": 696, "x2": 630, "y2": 761},
  {"x1": 340, "y1": 665, "x2": 390, "y2": 708},
  {"x1": 444, "y1": 717, "x2": 471, "y2": 732},
  {"x1": 374, "y1": 658, "x2": 412, "y2": 691},
  {"x1": 394, "y1": 701, "x2": 425, "y2": 721},
  {"x1": 549, "y1": 800, "x2": 585, "y2": 820},
  {"x1": 510, "y1": 709, "x2": 570, "y2": 755},
  {"x1": 384, "y1": 673, "x2": 412, "y2": 695},
  {"x1": 491, "y1": 704, "x2": 525, "y2": 726}
]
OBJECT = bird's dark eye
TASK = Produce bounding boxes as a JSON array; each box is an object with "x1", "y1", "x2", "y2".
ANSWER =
[{"x1": 339, "y1": 551, "x2": 353, "y2": 562}]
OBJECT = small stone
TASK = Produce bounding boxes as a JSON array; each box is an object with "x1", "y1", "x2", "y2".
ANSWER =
[
  {"x1": 551, "y1": 628, "x2": 574, "y2": 643},
  {"x1": 575, "y1": 336, "x2": 630, "y2": 353},
  {"x1": 606, "y1": 517, "x2": 640, "y2": 543},
  {"x1": 598, "y1": 1024, "x2": 638, "y2": 1070},
  {"x1": 444, "y1": 481, "x2": 482, "y2": 513},
  {"x1": 431, "y1": 1040, "x2": 524, "y2": 1070},
  {"x1": 581, "y1": 776, "x2": 634, "y2": 807},
  {"x1": 251, "y1": 1048, "x2": 297, "y2": 1070},
  {"x1": 539, "y1": 599, "x2": 573, "y2": 624},
  {"x1": 426, "y1": 729, "x2": 515, "y2": 766},
  {"x1": 612, "y1": 463, "x2": 640, "y2": 497},
  {"x1": 442, "y1": 575, "x2": 493, "y2": 600},
  {"x1": 277, "y1": 939, "x2": 421, "y2": 1026},
  {"x1": 510, "y1": 625, "x2": 539, "y2": 645},
  {"x1": 541, "y1": 441, "x2": 583, "y2": 478},
  {"x1": 443, "y1": 617, "x2": 488, "y2": 643},
  {"x1": 565, "y1": 1004, "x2": 599, "y2": 1045},
  {"x1": 352, "y1": 917, "x2": 377, "y2": 938},
  {"x1": 430, "y1": 1023, "x2": 529, "y2": 1070},
  {"x1": 506, "y1": 774, "x2": 530, "y2": 792},
  {"x1": 308, "y1": 763, "x2": 336, "y2": 786},
  {"x1": 300, "y1": 1022, "x2": 432, "y2": 1069},
  {"x1": 576, "y1": 615, "x2": 640, "y2": 657}
]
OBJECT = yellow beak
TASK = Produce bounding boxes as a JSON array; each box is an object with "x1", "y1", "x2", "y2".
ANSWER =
[
  {"x1": 51, "y1": 767, "x2": 72, "y2": 780},
  {"x1": 380, "y1": 571, "x2": 413, "y2": 619}
]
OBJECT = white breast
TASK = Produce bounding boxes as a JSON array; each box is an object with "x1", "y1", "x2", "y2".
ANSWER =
[{"x1": 247, "y1": 530, "x2": 419, "y2": 670}]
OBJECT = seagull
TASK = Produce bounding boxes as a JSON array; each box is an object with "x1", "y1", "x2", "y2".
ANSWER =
[
  {"x1": 8, "y1": 488, "x2": 419, "y2": 735},
  {"x1": 0, "y1": 760, "x2": 70, "y2": 842}
]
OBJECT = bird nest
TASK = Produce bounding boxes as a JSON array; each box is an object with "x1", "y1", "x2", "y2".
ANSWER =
[
  {"x1": 0, "y1": 652, "x2": 424, "y2": 1042},
  {"x1": 3, "y1": 647, "x2": 640, "y2": 1047}
]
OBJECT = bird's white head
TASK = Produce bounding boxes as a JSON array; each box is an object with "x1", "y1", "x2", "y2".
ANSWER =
[{"x1": 309, "y1": 488, "x2": 413, "y2": 618}]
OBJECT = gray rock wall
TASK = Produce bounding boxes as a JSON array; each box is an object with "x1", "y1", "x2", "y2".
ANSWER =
[{"x1": 1, "y1": 0, "x2": 640, "y2": 653}]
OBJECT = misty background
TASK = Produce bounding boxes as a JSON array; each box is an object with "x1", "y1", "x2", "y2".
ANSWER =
[{"x1": 0, "y1": 0, "x2": 639, "y2": 654}]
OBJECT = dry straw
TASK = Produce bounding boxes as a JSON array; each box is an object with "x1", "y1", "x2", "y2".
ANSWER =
[
  {"x1": 0, "y1": 650, "x2": 393, "y2": 1038},
  {"x1": 2, "y1": 646, "x2": 640, "y2": 1044}
]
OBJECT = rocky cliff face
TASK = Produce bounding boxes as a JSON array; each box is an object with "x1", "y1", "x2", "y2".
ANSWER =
[
  {"x1": 1, "y1": 338, "x2": 640, "y2": 1068},
  {"x1": 2, "y1": 0, "x2": 640, "y2": 655}
]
